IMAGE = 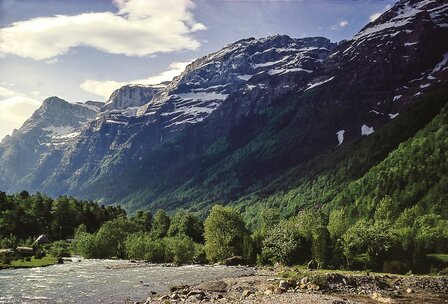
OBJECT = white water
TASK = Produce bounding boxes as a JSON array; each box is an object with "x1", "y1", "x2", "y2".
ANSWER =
[{"x1": 0, "y1": 258, "x2": 254, "y2": 303}]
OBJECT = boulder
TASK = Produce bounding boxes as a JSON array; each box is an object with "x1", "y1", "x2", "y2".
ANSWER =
[
  {"x1": 274, "y1": 287, "x2": 285, "y2": 294},
  {"x1": 242, "y1": 290, "x2": 253, "y2": 297},
  {"x1": 197, "y1": 280, "x2": 228, "y2": 292},
  {"x1": 307, "y1": 259, "x2": 319, "y2": 270},
  {"x1": 300, "y1": 277, "x2": 309, "y2": 285},
  {"x1": 279, "y1": 280, "x2": 289, "y2": 289},
  {"x1": 287, "y1": 278, "x2": 297, "y2": 289}
]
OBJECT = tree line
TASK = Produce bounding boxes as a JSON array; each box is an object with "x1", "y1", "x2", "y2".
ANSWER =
[{"x1": 1, "y1": 191, "x2": 447, "y2": 273}]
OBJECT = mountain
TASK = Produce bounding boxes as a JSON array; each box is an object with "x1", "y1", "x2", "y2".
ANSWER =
[{"x1": 0, "y1": 0, "x2": 447, "y2": 215}]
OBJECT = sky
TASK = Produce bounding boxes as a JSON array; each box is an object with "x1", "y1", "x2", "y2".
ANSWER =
[{"x1": 0, "y1": 0, "x2": 396, "y2": 140}]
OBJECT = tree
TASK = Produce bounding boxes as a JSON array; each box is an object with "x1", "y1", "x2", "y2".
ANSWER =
[
  {"x1": 165, "y1": 235, "x2": 196, "y2": 265},
  {"x1": 342, "y1": 219, "x2": 398, "y2": 270},
  {"x1": 204, "y1": 205, "x2": 252, "y2": 263},
  {"x1": 94, "y1": 217, "x2": 140, "y2": 258},
  {"x1": 133, "y1": 211, "x2": 153, "y2": 232},
  {"x1": 152, "y1": 209, "x2": 170, "y2": 238},
  {"x1": 168, "y1": 210, "x2": 204, "y2": 243},
  {"x1": 261, "y1": 218, "x2": 304, "y2": 265},
  {"x1": 328, "y1": 208, "x2": 350, "y2": 240}
]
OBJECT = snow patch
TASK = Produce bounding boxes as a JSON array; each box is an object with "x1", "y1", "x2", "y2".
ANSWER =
[
  {"x1": 42, "y1": 125, "x2": 75, "y2": 136},
  {"x1": 305, "y1": 77, "x2": 335, "y2": 91},
  {"x1": 420, "y1": 83, "x2": 430, "y2": 89},
  {"x1": 404, "y1": 42, "x2": 419, "y2": 46},
  {"x1": 252, "y1": 57, "x2": 289, "y2": 68},
  {"x1": 361, "y1": 125, "x2": 374, "y2": 136},
  {"x1": 393, "y1": 95, "x2": 402, "y2": 101},
  {"x1": 106, "y1": 119, "x2": 127, "y2": 125},
  {"x1": 389, "y1": 113, "x2": 399, "y2": 119},
  {"x1": 431, "y1": 53, "x2": 448, "y2": 74},
  {"x1": 267, "y1": 68, "x2": 312, "y2": 76},
  {"x1": 336, "y1": 130, "x2": 345, "y2": 146},
  {"x1": 176, "y1": 92, "x2": 228, "y2": 101},
  {"x1": 237, "y1": 75, "x2": 253, "y2": 81}
]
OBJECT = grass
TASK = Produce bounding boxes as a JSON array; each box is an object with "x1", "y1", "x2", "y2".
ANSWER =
[{"x1": 0, "y1": 255, "x2": 59, "y2": 269}]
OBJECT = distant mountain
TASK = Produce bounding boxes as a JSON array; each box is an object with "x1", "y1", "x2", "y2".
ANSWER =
[{"x1": 0, "y1": 0, "x2": 447, "y2": 215}]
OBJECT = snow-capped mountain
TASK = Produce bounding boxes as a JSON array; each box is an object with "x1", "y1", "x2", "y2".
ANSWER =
[{"x1": 0, "y1": 0, "x2": 446, "y2": 211}]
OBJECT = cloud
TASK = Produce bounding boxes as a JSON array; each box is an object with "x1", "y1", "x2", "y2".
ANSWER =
[
  {"x1": 369, "y1": 4, "x2": 392, "y2": 22},
  {"x1": 339, "y1": 20, "x2": 349, "y2": 28},
  {"x1": 330, "y1": 20, "x2": 349, "y2": 31},
  {"x1": 0, "y1": 0, "x2": 206, "y2": 60},
  {"x1": 0, "y1": 86, "x2": 16, "y2": 99},
  {"x1": 80, "y1": 61, "x2": 191, "y2": 100},
  {"x1": 0, "y1": 94, "x2": 40, "y2": 140}
]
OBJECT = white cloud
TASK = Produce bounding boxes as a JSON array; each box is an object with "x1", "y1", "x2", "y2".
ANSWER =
[
  {"x1": 80, "y1": 61, "x2": 191, "y2": 100},
  {"x1": 330, "y1": 19, "x2": 349, "y2": 31},
  {"x1": 0, "y1": 86, "x2": 16, "y2": 99},
  {"x1": 0, "y1": 0, "x2": 206, "y2": 60},
  {"x1": 339, "y1": 20, "x2": 349, "y2": 28},
  {"x1": 0, "y1": 94, "x2": 40, "y2": 140}
]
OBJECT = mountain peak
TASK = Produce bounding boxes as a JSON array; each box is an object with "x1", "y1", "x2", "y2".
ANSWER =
[{"x1": 41, "y1": 96, "x2": 68, "y2": 108}]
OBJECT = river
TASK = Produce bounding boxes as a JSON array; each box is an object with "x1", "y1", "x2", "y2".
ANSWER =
[{"x1": 0, "y1": 258, "x2": 254, "y2": 303}]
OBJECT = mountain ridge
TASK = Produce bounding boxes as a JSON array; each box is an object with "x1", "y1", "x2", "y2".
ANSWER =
[{"x1": 0, "y1": 0, "x2": 447, "y2": 215}]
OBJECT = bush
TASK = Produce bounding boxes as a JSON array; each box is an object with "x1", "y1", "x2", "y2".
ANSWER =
[
  {"x1": 124, "y1": 233, "x2": 166, "y2": 263},
  {"x1": 0, "y1": 253, "x2": 12, "y2": 265},
  {"x1": 48, "y1": 241, "x2": 70, "y2": 258},
  {"x1": 193, "y1": 243, "x2": 207, "y2": 264},
  {"x1": 34, "y1": 248, "x2": 46, "y2": 259}
]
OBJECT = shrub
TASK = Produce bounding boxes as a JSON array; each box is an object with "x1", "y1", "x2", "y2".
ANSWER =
[
  {"x1": 48, "y1": 240, "x2": 70, "y2": 258},
  {"x1": 0, "y1": 253, "x2": 12, "y2": 265},
  {"x1": 34, "y1": 248, "x2": 46, "y2": 259}
]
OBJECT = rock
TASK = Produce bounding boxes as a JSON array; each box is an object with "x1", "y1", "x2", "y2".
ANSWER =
[
  {"x1": 307, "y1": 259, "x2": 319, "y2": 270},
  {"x1": 197, "y1": 280, "x2": 228, "y2": 292},
  {"x1": 170, "y1": 284, "x2": 189, "y2": 292},
  {"x1": 264, "y1": 289, "x2": 273, "y2": 296},
  {"x1": 371, "y1": 292, "x2": 394, "y2": 303},
  {"x1": 242, "y1": 290, "x2": 253, "y2": 297},
  {"x1": 170, "y1": 293, "x2": 179, "y2": 300},
  {"x1": 279, "y1": 280, "x2": 289, "y2": 289},
  {"x1": 158, "y1": 295, "x2": 170, "y2": 301},
  {"x1": 300, "y1": 277, "x2": 309, "y2": 285},
  {"x1": 187, "y1": 290, "x2": 205, "y2": 298},
  {"x1": 274, "y1": 287, "x2": 285, "y2": 294},
  {"x1": 406, "y1": 288, "x2": 413, "y2": 293},
  {"x1": 287, "y1": 278, "x2": 297, "y2": 288},
  {"x1": 224, "y1": 256, "x2": 246, "y2": 266},
  {"x1": 307, "y1": 283, "x2": 320, "y2": 291}
]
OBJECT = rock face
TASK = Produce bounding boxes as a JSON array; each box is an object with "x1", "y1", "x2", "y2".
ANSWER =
[
  {"x1": 0, "y1": 97, "x2": 100, "y2": 191},
  {"x1": 102, "y1": 84, "x2": 166, "y2": 113},
  {"x1": 0, "y1": 0, "x2": 447, "y2": 211}
]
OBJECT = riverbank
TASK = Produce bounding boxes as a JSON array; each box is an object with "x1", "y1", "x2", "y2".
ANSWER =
[
  {"x1": 142, "y1": 267, "x2": 448, "y2": 304},
  {"x1": 0, "y1": 255, "x2": 59, "y2": 270}
]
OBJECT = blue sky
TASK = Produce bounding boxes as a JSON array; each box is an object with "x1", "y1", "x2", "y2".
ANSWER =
[{"x1": 0, "y1": 0, "x2": 395, "y2": 139}]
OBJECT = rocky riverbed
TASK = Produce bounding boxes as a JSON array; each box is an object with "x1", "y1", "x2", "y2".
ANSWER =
[{"x1": 140, "y1": 267, "x2": 448, "y2": 304}]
